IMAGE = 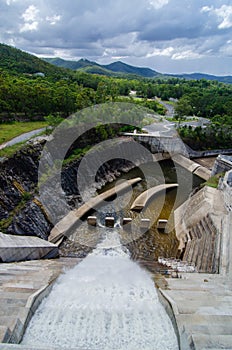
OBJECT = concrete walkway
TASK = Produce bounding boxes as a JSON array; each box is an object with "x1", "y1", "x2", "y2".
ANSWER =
[
  {"x1": 49, "y1": 177, "x2": 142, "y2": 243},
  {"x1": 160, "y1": 273, "x2": 232, "y2": 350},
  {"x1": 130, "y1": 183, "x2": 178, "y2": 211}
]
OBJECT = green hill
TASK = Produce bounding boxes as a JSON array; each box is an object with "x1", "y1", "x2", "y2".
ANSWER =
[
  {"x1": 103, "y1": 61, "x2": 159, "y2": 77},
  {"x1": 172, "y1": 72, "x2": 232, "y2": 84},
  {"x1": 0, "y1": 43, "x2": 71, "y2": 78},
  {"x1": 1, "y1": 43, "x2": 232, "y2": 83},
  {"x1": 43, "y1": 56, "x2": 232, "y2": 83},
  {"x1": 42, "y1": 57, "x2": 98, "y2": 71},
  {"x1": 43, "y1": 57, "x2": 160, "y2": 78}
]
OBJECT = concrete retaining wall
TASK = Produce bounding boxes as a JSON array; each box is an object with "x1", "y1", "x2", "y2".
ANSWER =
[
  {"x1": 0, "y1": 232, "x2": 59, "y2": 263},
  {"x1": 211, "y1": 155, "x2": 232, "y2": 176},
  {"x1": 135, "y1": 135, "x2": 189, "y2": 156}
]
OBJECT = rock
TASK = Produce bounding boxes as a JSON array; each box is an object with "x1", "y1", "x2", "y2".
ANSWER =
[
  {"x1": 7, "y1": 201, "x2": 52, "y2": 240},
  {"x1": 0, "y1": 137, "x2": 147, "y2": 241}
]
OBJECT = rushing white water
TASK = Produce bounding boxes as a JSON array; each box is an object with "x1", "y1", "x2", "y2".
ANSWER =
[{"x1": 22, "y1": 229, "x2": 179, "y2": 350}]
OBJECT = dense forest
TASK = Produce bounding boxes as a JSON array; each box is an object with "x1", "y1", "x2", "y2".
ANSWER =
[{"x1": 0, "y1": 43, "x2": 232, "y2": 150}]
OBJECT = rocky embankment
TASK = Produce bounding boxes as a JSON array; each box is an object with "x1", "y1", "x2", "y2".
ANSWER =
[{"x1": 0, "y1": 137, "x2": 141, "y2": 241}]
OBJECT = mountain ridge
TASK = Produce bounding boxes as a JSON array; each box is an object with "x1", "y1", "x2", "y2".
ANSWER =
[
  {"x1": 1, "y1": 42, "x2": 232, "y2": 83},
  {"x1": 43, "y1": 56, "x2": 232, "y2": 83}
]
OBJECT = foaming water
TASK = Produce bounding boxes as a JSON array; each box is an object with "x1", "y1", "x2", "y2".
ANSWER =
[{"x1": 22, "y1": 229, "x2": 179, "y2": 350}]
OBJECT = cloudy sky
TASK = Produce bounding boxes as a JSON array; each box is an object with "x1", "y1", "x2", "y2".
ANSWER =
[{"x1": 1, "y1": 0, "x2": 232, "y2": 75}]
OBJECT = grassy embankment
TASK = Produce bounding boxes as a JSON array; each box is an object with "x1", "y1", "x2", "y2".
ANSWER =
[{"x1": 0, "y1": 121, "x2": 48, "y2": 158}]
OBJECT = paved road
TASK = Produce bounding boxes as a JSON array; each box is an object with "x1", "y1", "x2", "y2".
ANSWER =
[
  {"x1": 0, "y1": 127, "x2": 46, "y2": 150},
  {"x1": 177, "y1": 117, "x2": 211, "y2": 128},
  {"x1": 158, "y1": 100, "x2": 175, "y2": 117},
  {"x1": 142, "y1": 119, "x2": 177, "y2": 137}
]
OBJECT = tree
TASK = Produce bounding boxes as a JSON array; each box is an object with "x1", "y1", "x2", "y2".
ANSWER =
[{"x1": 175, "y1": 96, "x2": 193, "y2": 117}]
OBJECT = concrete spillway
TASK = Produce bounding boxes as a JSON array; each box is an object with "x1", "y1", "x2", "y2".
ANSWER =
[
  {"x1": 131, "y1": 183, "x2": 179, "y2": 211},
  {"x1": 49, "y1": 177, "x2": 142, "y2": 243},
  {"x1": 22, "y1": 230, "x2": 179, "y2": 350}
]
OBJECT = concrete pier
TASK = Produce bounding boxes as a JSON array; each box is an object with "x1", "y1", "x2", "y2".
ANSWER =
[
  {"x1": 105, "y1": 217, "x2": 115, "y2": 227},
  {"x1": 131, "y1": 184, "x2": 178, "y2": 211},
  {"x1": 87, "y1": 216, "x2": 97, "y2": 227},
  {"x1": 157, "y1": 219, "x2": 168, "y2": 231},
  {"x1": 140, "y1": 218, "x2": 151, "y2": 230},
  {"x1": 122, "y1": 218, "x2": 132, "y2": 225}
]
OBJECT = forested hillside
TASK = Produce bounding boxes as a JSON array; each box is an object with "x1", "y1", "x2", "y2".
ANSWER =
[
  {"x1": 0, "y1": 43, "x2": 71, "y2": 78},
  {"x1": 44, "y1": 56, "x2": 232, "y2": 83},
  {"x1": 0, "y1": 43, "x2": 232, "y2": 136}
]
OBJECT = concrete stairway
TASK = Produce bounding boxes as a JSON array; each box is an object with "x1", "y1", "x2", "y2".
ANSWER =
[
  {"x1": 183, "y1": 214, "x2": 220, "y2": 273},
  {"x1": 0, "y1": 258, "x2": 80, "y2": 345},
  {"x1": 161, "y1": 273, "x2": 232, "y2": 350},
  {"x1": 0, "y1": 344, "x2": 83, "y2": 349}
]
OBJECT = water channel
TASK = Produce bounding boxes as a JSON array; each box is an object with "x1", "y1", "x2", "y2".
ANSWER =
[
  {"x1": 22, "y1": 228, "x2": 179, "y2": 349},
  {"x1": 21, "y1": 159, "x2": 202, "y2": 349}
]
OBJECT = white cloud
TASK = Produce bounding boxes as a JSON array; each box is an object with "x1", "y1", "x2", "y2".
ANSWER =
[
  {"x1": 6, "y1": 0, "x2": 17, "y2": 5},
  {"x1": 20, "y1": 5, "x2": 40, "y2": 32},
  {"x1": 146, "y1": 44, "x2": 203, "y2": 61},
  {"x1": 201, "y1": 4, "x2": 232, "y2": 30},
  {"x1": 201, "y1": 6, "x2": 213, "y2": 13},
  {"x1": 172, "y1": 50, "x2": 202, "y2": 60},
  {"x1": 215, "y1": 5, "x2": 232, "y2": 29},
  {"x1": 148, "y1": 0, "x2": 169, "y2": 10},
  {"x1": 46, "y1": 15, "x2": 61, "y2": 25},
  {"x1": 146, "y1": 47, "x2": 174, "y2": 57},
  {"x1": 20, "y1": 21, "x2": 38, "y2": 32},
  {"x1": 22, "y1": 5, "x2": 39, "y2": 22},
  {"x1": 220, "y1": 39, "x2": 232, "y2": 56}
]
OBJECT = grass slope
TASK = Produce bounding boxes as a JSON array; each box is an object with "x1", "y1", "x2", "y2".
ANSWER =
[{"x1": 0, "y1": 121, "x2": 48, "y2": 145}]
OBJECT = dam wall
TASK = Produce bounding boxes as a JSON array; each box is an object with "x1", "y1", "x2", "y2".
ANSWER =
[
  {"x1": 211, "y1": 155, "x2": 232, "y2": 176},
  {"x1": 161, "y1": 170, "x2": 232, "y2": 349},
  {"x1": 174, "y1": 186, "x2": 226, "y2": 273},
  {"x1": 134, "y1": 135, "x2": 189, "y2": 156}
]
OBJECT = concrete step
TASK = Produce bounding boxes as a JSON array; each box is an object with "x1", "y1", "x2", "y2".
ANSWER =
[
  {"x1": 194, "y1": 224, "x2": 202, "y2": 239},
  {"x1": 187, "y1": 322, "x2": 232, "y2": 336},
  {"x1": 191, "y1": 334, "x2": 232, "y2": 350},
  {"x1": 206, "y1": 236, "x2": 216, "y2": 273},
  {"x1": 201, "y1": 235, "x2": 213, "y2": 273},
  {"x1": 213, "y1": 234, "x2": 221, "y2": 274},
  {"x1": 0, "y1": 326, "x2": 11, "y2": 343},
  {"x1": 177, "y1": 314, "x2": 232, "y2": 328},
  {"x1": 166, "y1": 288, "x2": 232, "y2": 300},
  {"x1": 0, "y1": 344, "x2": 85, "y2": 349},
  {"x1": 184, "y1": 240, "x2": 195, "y2": 263},
  {"x1": 196, "y1": 234, "x2": 207, "y2": 272},
  {"x1": 191, "y1": 239, "x2": 200, "y2": 267},
  {"x1": 183, "y1": 240, "x2": 192, "y2": 261}
]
